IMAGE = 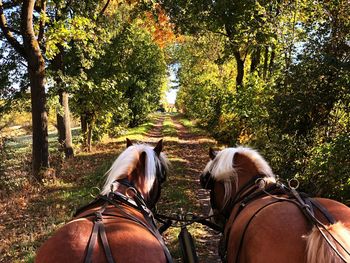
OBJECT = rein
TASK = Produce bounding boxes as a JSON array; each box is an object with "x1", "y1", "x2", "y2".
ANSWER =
[
  {"x1": 76, "y1": 178, "x2": 173, "y2": 263},
  {"x1": 154, "y1": 212, "x2": 223, "y2": 232}
]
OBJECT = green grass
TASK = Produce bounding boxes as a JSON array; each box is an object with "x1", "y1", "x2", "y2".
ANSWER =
[
  {"x1": 175, "y1": 115, "x2": 207, "y2": 137},
  {"x1": 162, "y1": 115, "x2": 178, "y2": 137}
]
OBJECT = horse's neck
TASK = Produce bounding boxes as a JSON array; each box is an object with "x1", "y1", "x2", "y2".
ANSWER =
[
  {"x1": 75, "y1": 199, "x2": 143, "y2": 220},
  {"x1": 234, "y1": 153, "x2": 259, "y2": 197}
]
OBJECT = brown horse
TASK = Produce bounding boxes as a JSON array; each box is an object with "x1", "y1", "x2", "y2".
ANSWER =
[
  {"x1": 36, "y1": 139, "x2": 173, "y2": 263},
  {"x1": 200, "y1": 146, "x2": 350, "y2": 263}
]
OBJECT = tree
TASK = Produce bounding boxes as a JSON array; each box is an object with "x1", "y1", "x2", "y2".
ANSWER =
[
  {"x1": 69, "y1": 20, "x2": 167, "y2": 151},
  {"x1": 1, "y1": 0, "x2": 49, "y2": 180},
  {"x1": 164, "y1": 0, "x2": 350, "y2": 201},
  {"x1": 158, "y1": 0, "x2": 281, "y2": 88},
  {"x1": 44, "y1": 0, "x2": 116, "y2": 157}
]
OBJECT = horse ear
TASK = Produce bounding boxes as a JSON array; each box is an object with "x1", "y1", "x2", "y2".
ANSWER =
[
  {"x1": 209, "y1": 147, "x2": 217, "y2": 160},
  {"x1": 154, "y1": 139, "x2": 163, "y2": 156},
  {"x1": 126, "y1": 138, "x2": 133, "y2": 148}
]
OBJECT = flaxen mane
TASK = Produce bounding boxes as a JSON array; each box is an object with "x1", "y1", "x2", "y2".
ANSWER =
[{"x1": 101, "y1": 143, "x2": 169, "y2": 195}]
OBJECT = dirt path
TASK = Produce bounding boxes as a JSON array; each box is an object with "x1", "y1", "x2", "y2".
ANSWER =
[
  {"x1": 145, "y1": 115, "x2": 165, "y2": 140},
  {"x1": 144, "y1": 114, "x2": 222, "y2": 262},
  {"x1": 170, "y1": 116, "x2": 221, "y2": 263},
  {"x1": 0, "y1": 113, "x2": 222, "y2": 262}
]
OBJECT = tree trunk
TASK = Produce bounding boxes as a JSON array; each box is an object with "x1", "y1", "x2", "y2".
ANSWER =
[
  {"x1": 81, "y1": 114, "x2": 93, "y2": 152},
  {"x1": 233, "y1": 50, "x2": 245, "y2": 89},
  {"x1": 87, "y1": 124, "x2": 93, "y2": 152},
  {"x1": 250, "y1": 47, "x2": 261, "y2": 73},
  {"x1": 57, "y1": 90, "x2": 74, "y2": 157},
  {"x1": 263, "y1": 46, "x2": 269, "y2": 80},
  {"x1": 53, "y1": 48, "x2": 74, "y2": 158},
  {"x1": 22, "y1": 0, "x2": 49, "y2": 180},
  {"x1": 268, "y1": 49, "x2": 275, "y2": 78},
  {"x1": 81, "y1": 114, "x2": 88, "y2": 151}
]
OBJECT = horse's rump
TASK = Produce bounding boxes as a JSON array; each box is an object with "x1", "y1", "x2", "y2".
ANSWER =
[
  {"x1": 35, "y1": 204, "x2": 166, "y2": 263},
  {"x1": 225, "y1": 196, "x2": 350, "y2": 263},
  {"x1": 304, "y1": 198, "x2": 350, "y2": 263}
]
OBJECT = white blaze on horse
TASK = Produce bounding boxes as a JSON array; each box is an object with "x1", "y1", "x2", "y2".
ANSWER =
[
  {"x1": 36, "y1": 139, "x2": 173, "y2": 263},
  {"x1": 200, "y1": 146, "x2": 350, "y2": 263}
]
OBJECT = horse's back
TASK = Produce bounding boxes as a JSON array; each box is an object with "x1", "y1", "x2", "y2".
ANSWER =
[
  {"x1": 35, "y1": 218, "x2": 93, "y2": 262},
  {"x1": 227, "y1": 196, "x2": 350, "y2": 262},
  {"x1": 227, "y1": 197, "x2": 308, "y2": 262},
  {"x1": 35, "y1": 215, "x2": 166, "y2": 263},
  {"x1": 315, "y1": 198, "x2": 350, "y2": 226}
]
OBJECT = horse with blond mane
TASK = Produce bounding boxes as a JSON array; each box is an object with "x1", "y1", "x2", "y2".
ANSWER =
[
  {"x1": 200, "y1": 146, "x2": 350, "y2": 263},
  {"x1": 36, "y1": 139, "x2": 172, "y2": 263}
]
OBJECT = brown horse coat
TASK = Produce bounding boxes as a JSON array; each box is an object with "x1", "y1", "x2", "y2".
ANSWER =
[
  {"x1": 225, "y1": 196, "x2": 350, "y2": 262},
  {"x1": 36, "y1": 140, "x2": 169, "y2": 263},
  {"x1": 201, "y1": 146, "x2": 350, "y2": 263},
  {"x1": 35, "y1": 203, "x2": 167, "y2": 263}
]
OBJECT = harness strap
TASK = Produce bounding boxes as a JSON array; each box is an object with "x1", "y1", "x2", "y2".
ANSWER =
[
  {"x1": 309, "y1": 198, "x2": 335, "y2": 224},
  {"x1": 84, "y1": 217, "x2": 100, "y2": 263},
  {"x1": 99, "y1": 194, "x2": 173, "y2": 263},
  {"x1": 235, "y1": 200, "x2": 281, "y2": 262},
  {"x1": 133, "y1": 194, "x2": 173, "y2": 263},
  {"x1": 99, "y1": 217, "x2": 114, "y2": 263},
  {"x1": 221, "y1": 180, "x2": 349, "y2": 263},
  {"x1": 84, "y1": 206, "x2": 115, "y2": 263}
]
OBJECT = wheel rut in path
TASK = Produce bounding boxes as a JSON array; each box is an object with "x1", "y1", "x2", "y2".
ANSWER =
[
  {"x1": 141, "y1": 114, "x2": 222, "y2": 262},
  {"x1": 145, "y1": 115, "x2": 165, "y2": 141},
  {"x1": 168, "y1": 115, "x2": 222, "y2": 263}
]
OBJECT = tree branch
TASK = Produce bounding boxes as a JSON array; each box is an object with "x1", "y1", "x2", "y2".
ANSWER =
[
  {"x1": 0, "y1": 0, "x2": 27, "y2": 59},
  {"x1": 2, "y1": 1, "x2": 19, "y2": 9},
  {"x1": 99, "y1": 0, "x2": 111, "y2": 16},
  {"x1": 6, "y1": 26, "x2": 21, "y2": 35},
  {"x1": 21, "y1": 0, "x2": 36, "y2": 50},
  {"x1": 38, "y1": 0, "x2": 47, "y2": 42}
]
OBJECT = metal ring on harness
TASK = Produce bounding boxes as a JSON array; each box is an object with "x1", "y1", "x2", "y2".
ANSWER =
[
  {"x1": 288, "y1": 178, "x2": 300, "y2": 190},
  {"x1": 89, "y1": 187, "x2": 101, "y2": 198},
  {"x1": 126, "y1": 187, "x2": 138, "y2": 199},
  {"x1": 255, "y1": 178, "x2": 267, "y2": 189}
]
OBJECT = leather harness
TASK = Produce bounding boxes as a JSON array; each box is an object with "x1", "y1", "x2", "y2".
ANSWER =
[
  {"x1": 74, "y1": 178, "x2": 173, "y2": 263},
  {"x1": 201, "y1": 174, "x2": 348, "y2": 263}
]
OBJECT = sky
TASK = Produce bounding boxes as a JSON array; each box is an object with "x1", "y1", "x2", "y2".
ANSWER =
[
  {"x1": 166, "y1": 88, "x2": 177, "y2": 104},
  {"x1": 165, "y1": 64, "x2": 179, "y2": 104}
]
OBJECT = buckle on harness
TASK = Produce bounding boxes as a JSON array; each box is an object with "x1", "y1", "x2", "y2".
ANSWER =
[{"x1": 95, "y1": 211, "x2": 103, "y2": 221}]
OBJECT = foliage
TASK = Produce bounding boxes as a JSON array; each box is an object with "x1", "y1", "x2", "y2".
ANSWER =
[
  {"x1": 171, "y1": 0, "x2": 350, "y2": 201},
  {"x1": 65, "y1": 19, "x2": 167, "y2": 144},
  {"x1": 110, "y1": 22, "x2": 167, "y2": 127},
  {"x1": 303, "y1": 133, "x2": 350, "y2": 202}
]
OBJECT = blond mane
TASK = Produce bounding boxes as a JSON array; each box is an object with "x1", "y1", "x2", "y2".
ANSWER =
[
  {"x1": 101, "y1": 143, "x2": 169, "y2": 195},
  {"x1": 203, "y1": 146, "x2": 275, "y2": 206}
]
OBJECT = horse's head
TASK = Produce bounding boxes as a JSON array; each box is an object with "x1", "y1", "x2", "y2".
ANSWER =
[
  {"x1": 200, "y1": 146, "x2": 275, "y2": 225},
  {"x1": 101, "y1": 138, "x2": 169, "y2": 208}
]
